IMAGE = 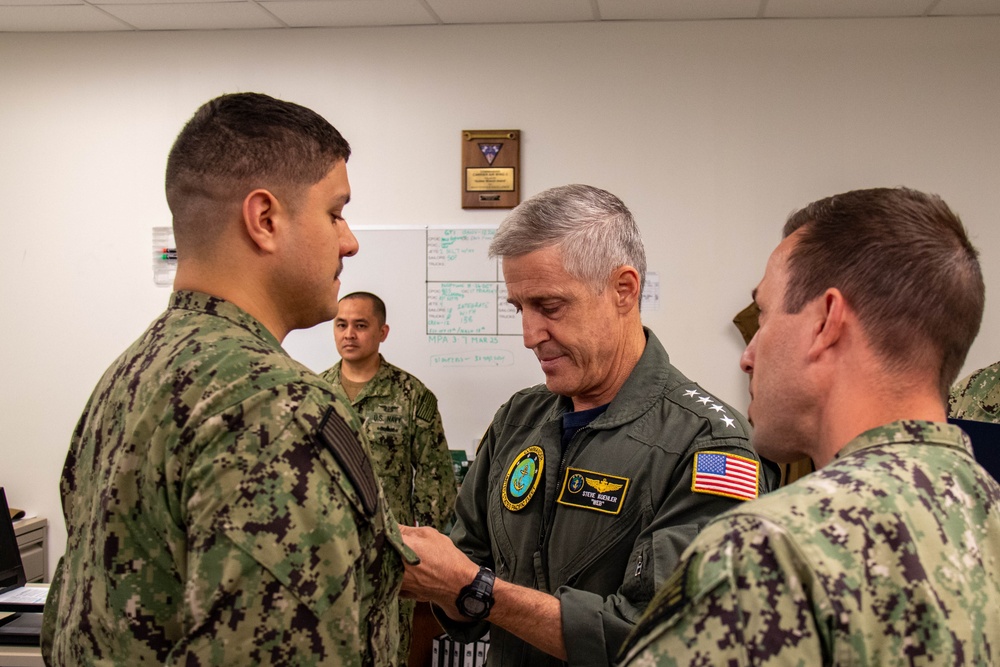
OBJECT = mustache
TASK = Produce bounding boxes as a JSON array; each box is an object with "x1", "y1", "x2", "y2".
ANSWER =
[{"x1": 534, "y1": 344, "x2": 567, "y2": 360}]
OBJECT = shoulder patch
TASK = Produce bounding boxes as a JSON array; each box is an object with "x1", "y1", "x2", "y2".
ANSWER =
[
  {"x1": 691, "y1": 451, "x2": 760, "y2": 501},
  {"x1": 415, "y1": 391, "x2": 438, "y2": 423},
  {"x1": 317, "y1": 406, "x2": 379, "y2": 516}
]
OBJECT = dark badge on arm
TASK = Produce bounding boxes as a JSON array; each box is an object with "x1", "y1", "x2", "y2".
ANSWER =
[{"x1": 317, "y1": 406, "x2": 380, "y2": 517}]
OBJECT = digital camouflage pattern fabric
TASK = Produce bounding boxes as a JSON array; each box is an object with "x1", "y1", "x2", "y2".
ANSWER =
[
  {"x1": 619, "y1": 420, "x2": 1000, "y2": 666},
  {"x1": 323, "y1": 356, "x2": 457, "y2": 664},
  {"x1": 322, "y1": 356, "x2": 457, "y2": 531},
  {"x1": 42, "y1": 291, "x2": 413, "y2": 666},
  {"x1": 949, "y1": 360, "x2": 1000, "y2": 423}
]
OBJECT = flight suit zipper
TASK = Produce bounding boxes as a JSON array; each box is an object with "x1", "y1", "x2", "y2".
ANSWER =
[{"x1": 535, "y1": 425, "x2": 591, "y2": 584}]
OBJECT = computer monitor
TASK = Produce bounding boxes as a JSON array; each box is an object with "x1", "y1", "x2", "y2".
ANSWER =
[
  {"x1": 0, "y1": 489, "x2": 27, "y2": 597},
  {"x1": 0, "y1": 488, "x2": 44, "y2": 646}
]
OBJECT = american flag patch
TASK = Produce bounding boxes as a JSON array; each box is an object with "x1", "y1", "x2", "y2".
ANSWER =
[{"x1": 691, "y1": 451, "x2": 759, "y2": 501}]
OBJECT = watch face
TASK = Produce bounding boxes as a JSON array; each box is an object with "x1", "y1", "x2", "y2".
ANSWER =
[{"x1": 463, "y1": 597, "x2": 486, "y2": 616}]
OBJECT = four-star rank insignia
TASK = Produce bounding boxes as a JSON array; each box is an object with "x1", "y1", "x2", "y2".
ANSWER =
[
  {"x1": 557, "y1": 467, "x2": 630, "y2": 515},
  {"x1": 503, "y1": 446, "x2": 544, "y2": 511}
]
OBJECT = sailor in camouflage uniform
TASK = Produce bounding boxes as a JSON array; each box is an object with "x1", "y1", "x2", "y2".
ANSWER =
[
  {"x1": 322, "y1": 291, "x2": 458, "y2": 664},
  {"x1": 949, "y1": 359, "x2": 1000, "y2": 422},
  {"x1": 620, "y1": 187, "x2": 1000, "y2": 666},
  {"x1": 42, "y1": 92, "x2": 414, "y2": 666}
]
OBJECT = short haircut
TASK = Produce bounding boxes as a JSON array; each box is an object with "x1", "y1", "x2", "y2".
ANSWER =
[
  {"x1": 489, "y1": 184, "x2": 647, "y2": 297},
  {"x1": 165, "y1": 92, "x2": 350, "y2": 250},
  {"x1": 340, "y1": 292, "x2": 387, "y2": 326},
  {"x1": 783, "y1": 187, "x2": 984, "y2": 398}
]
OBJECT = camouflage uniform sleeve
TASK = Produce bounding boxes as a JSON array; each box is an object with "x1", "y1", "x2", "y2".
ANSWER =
[
  {"x1": 167, "y1": 390, "x2": 403, "y2": 666},
  {"x1": 619, "y1": 513, "x2": 831, "y2": 666},
  {"x1": 410, "y1": 387, "x2": 458, "y2": 531},
  {"x1": 949, "y1": 361, "x2": 1000, "y2": 423}
]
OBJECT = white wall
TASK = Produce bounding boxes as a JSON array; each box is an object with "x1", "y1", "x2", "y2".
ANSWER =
[{"x1": 1, "y1": 17, "x2": 997, "y2": 573}]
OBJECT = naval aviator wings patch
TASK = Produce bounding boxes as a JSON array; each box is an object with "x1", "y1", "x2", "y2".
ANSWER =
[{"x1": 557, "y1": 467, "x2": 630, "y2": 515}]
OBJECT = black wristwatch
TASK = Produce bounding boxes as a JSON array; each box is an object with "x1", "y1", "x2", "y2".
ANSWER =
[{"x1": 456, "y1": 566, "x2": 495, "y2": 620}]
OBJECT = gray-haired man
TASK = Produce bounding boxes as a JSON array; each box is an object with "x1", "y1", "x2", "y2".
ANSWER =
[{"x1": 401, "y1": 184, "x2": 777, "y2": 667}]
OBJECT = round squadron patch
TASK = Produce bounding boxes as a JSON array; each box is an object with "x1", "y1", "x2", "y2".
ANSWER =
[
  {"x1": 567, "y1": 473, "x2": 585, "y2": 494},
  {"x1": 502, "y1": 446, "x2": 544, "y2": 512}
]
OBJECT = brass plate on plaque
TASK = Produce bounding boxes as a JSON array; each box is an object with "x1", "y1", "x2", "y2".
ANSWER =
[
  {"x1": 467, "y1": 168, "x2": 515, "y2": 192},
  {"x1": 462, "y1": 130, "x2": 520, "y2": 208}
]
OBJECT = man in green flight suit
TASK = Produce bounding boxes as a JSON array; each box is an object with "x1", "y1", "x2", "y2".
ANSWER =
[
  {"x1": 399, "y1": 184, "x2": 777, "y2": 667},
  {"x1": 42, "y1": 92, "x2": 415, "y2": 665},
  {"x1": 619, "y1": 187, "x2": 1000, "y2": 665},
  {"x1": 322, "y1": 291, "x2": 458, "y2": 664}
]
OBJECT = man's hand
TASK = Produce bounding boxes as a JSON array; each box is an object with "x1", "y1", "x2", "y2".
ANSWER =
[
  {"x1": 399, "y1": 525, "x2": 481, "y2": 621},
  {"x1": 401, "y1": 525, "x2": 568, "y2": 659}
]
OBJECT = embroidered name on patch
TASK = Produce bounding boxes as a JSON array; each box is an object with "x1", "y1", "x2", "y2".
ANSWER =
[
  {"x1": 691, "y1": 451, "x2": 759, "y2": 501},
  {"x1": 556, "y1": 467, "x2": 630, "y2": 515},
  {"x1": 502, "y1": 446, "x2": 544, "y2": 512}
]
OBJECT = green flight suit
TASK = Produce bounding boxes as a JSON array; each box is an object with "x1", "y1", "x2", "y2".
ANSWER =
[
  {"x1": 42, "y1": 291, "x2": 413, "y2": 666},
  {"x1": 441, "y1": 329, "x2": 776, "y2": 667}
]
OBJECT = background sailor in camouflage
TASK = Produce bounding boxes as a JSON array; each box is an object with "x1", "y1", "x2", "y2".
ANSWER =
[
  {"x1": 400, "y1": 185, "x2": 777, "y2": 667},
  {"x1": 322, "y1": 291, "x2": 458, "y2": 664},
  {"x1": 620, "y1": 187, "x2": 1000, "y2": 666},
  {"x1": 949, "y1": 359, "x2": 1000, "y2": 422},
  {"x1": 42, "y1": 92, "x2": 414, "y2": 666}
]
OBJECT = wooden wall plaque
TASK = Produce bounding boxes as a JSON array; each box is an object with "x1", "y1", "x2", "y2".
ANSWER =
[{"x1": 462, "y1": 130, "x2": 520, "y2": 209}]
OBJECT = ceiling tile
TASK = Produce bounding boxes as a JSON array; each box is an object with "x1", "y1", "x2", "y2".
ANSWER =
[
  {"x1": 765, "y1": 0, "x2": 933, "y2": 18},
  {"x1": 426, "y1": 0, "x2": 595, "y2": 24},
  {"x1": 0, "y1": 0, "x2": 995, "y2": 33},
  {"x1": 98, "y1": 0, "x2": 242, "y2": 6},
  {"x1": 0, "y1": 4, "x2": 129, "y2": 29},
  {"x1": 597, "y1": 0, "x2": 761, "y2": 21},
  {"x1": 0, "y1": 0, "x2": 83, "y2": 6},
  {"x1": 931, "y1": 0, "x2": 1000, "y2": 15},
  {"x1": 261, "y1": 0, "x2": 436, "y2": 27},
  {"x1": 95, "y1": 0, "x2": 284, "y2": 29}
]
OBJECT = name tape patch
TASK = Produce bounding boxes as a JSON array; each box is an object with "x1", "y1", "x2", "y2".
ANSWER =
[{"x1": 556, "y1": 467, "x2": 630, "y2": 515}]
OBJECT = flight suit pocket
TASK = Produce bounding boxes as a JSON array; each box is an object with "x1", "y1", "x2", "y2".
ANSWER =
[
  {"x1": 555, "y1": 499, "x2": 645, "y2": 588},
  {"x1": 621, "y1": 541, "x2": 655, "y2": 606}
]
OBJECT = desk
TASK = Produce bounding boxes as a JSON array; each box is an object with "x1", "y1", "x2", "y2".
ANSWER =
[
  {"x1": 409, "y1": 601, "x2": 444, "y2": 667},
  {"x1": 0, "y1": 645, "x2": 42, "y2": 667},
  {"x1": 12, "y1": 518, "x2": 46, "y2": 584},
  {"x1": 0, "y1": 580, "x2": 45, "y2": 667}
]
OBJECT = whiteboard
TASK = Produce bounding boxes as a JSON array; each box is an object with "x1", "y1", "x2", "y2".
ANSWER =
[{"x1": 283, "y1": 226, "x2": 543, "y2": 455}]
